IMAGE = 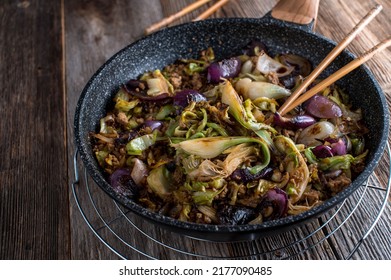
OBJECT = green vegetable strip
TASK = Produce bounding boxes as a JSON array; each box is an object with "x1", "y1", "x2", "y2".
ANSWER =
[
  {"x1": 196, "y1": 108, "x2": 208, "y2": 133},
  {"x1": 304, "y1": 147, "x2": 319, "y2": 164},
  {"x1": 206, "y1": 122, "x2": 229, "y2": 136},
  {"x1": 189, "y1": 132, "x2": 205, "y2": 139},
  {"x1": 165, "y1": 120, "x2": 178, "y2": 137},
  {"x1": 171, "y1": 137, "x2": 270, "y2": 172},
  {"x1": 220, "y1": 81, "x2": 277, "y2": 134},
  {"x1": 318, "y1": 150, "x2": 368, "y2": 171},
  {"x1": 155, "y1": 104, "x2": 175, "y2": 120},
  {"x1": 126, "y1": 131, "x2": 157, "y2": 155}
]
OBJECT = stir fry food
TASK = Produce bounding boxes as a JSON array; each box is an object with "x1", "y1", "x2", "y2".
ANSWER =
[{"x1": 91, "y1": 41, "x2": 368, "y2": 225}]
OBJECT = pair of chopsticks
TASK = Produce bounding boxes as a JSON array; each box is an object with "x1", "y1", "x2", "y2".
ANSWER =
[
  {"x1": 145, "y1": 0, "x2": 230, "y2": 34},
  {"x1": 278, "y1": 4, "x2": 391, "y2": 116}
]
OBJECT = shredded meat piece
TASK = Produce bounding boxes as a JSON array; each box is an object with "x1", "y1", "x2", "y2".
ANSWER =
[
  {"x1": 266, "y1": 72, "x2": 280, "y2": 84},
  {"x1": 204, "y1": 102, "x2": 235, "y2": 125},
  {"x1": 169, "y1": 72, "x2": 182, "y2": 89},
  {"x1": 326, "y1": 173, "x2": 351, "y2": 195},
  {"x1": 302, "y1": 189, "x2": 321, "y2": 206},
  {"x1": 190, "y1": 72, "x2": 203, "y2": 90},
  {"x1": 195, "y1": 212, "x2": 213, "y2": 224},
  {"x1": 116, "y1": 112, "x2": 128, "y2": 126}
]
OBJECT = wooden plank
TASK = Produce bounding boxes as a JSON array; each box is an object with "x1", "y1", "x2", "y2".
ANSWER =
[
  {"x1": 318, "y1": 184, "x2": 391, "y2": 260},
  {"x1": 0, "y1": 0, "x2": 69, "y2": 259},
  {"x1": 65, "y1": 0, "x2": 163, "y2": 260}
]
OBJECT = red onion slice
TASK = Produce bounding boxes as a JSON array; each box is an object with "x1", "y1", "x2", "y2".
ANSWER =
[
  {"x1": 242, "y1": 40, "x2": 267, "y2": 56},
  {"x1": 123, "y1": 80, "x2": 172, "y2": 103},
  {"x1": 305, "y1": 95, "x2": 342, "y2": 118},
  {"x1": 273, "y1": 113, "x2": 316, "y2": 129},
  {"x1": 312, "y1": 145, "x2": 334, "y2": 158},
  {"x1": 143, "y1": 120, "x2": 163, "y2": 131},
  {"x1": 207, "y1": 57, "x2": 242, "y2": 83},
  {"x1": 324, "y1": 137, "x2": 348, "y2": 155},
  {"x1": 110, "y1": 168, "x2": 140, "y2": 198},
  {"x1": 231, "y1": 167, "x2": 273, "y2": 183},
  {"x1": 130, "y1": 159, "x2": 148, "y2": 185},
  {"x1": 258, "y1": 188, "x2": 288, "y2": 220},
  {"x1": 173, "y1": 89, "x2": 207, "y2": 108},
  {"x1": 331, "y1": 139, "x2": 347, "y2": 155}
]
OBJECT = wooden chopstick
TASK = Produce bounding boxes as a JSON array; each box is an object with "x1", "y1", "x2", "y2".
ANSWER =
[
  {"x1": 192, "y1": 0, "x2": 230, "y2": 21},
  {"x1": 278, "y1": 4, "x2": 383, "y2": 116},
  {"x1": 282, "y1": 38, "x2": 391, "y2": 114},
  {"x1": 145, "y1": 0, "x2": 213, "y2": 35}
]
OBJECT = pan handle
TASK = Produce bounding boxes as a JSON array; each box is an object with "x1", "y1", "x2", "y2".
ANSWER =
[{"x1": 268, "y1": 0, "x2": 320, "y2": 32}]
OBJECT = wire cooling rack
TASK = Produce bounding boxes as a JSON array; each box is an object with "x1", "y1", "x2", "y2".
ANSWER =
[{"x1": 72, "y1": 143, "x2": 391, "y2": 260}]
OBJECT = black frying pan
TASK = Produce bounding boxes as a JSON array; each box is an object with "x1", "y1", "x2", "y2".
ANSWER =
[{"x1": 74, "y1": 0, "x2": 389, "y2": 241}]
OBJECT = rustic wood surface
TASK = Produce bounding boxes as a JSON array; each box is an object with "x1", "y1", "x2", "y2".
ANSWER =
[{"x1": 1, "y1": 0, "x2": 390, "y2": 260}]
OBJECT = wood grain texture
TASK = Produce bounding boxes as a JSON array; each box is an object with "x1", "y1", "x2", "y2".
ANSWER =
[
  {"x1": 271, "y1": 0, "x2": 319, "y2": 24},
  {"x1": 65, "y1": 0, "x2": 163, "y2": 260},
  {"x1": 0, "y1": 0, "x2": 69, "y2": 259}
]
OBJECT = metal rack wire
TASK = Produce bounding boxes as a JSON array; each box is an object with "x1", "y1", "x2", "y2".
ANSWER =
[{"x1": 72, "y1": 143, "x2": 391, "y2": 260}]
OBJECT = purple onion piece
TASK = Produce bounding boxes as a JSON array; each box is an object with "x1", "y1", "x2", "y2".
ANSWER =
[
  {"x1": 206, "y1": 63, "x2": 223, "y2": 84},
  {"x1": 124, "y1": 86, "x2": 171, "y2": 101},
  {"x1": 324, "y1": 137, "x2": 348, "y2": 155},
  {"x1": 312, "y1": 145, "x2": 334, "y2": 158},
  {"x1": 242, "y1": 40, "x2": 267, "y2": 56},
  {"x1": 279, "y1": 53, "x2": 312, "y2": 77},
  {"x1": 273, "y1": 112, "x2": 316, "y2": 129},
  {"x1": 124, "y1": 79, "x2": 146, "y2": 90},
  {"x1": 323, "y1": 136, "x2": 338, "y2": 144},
  {"x1": 143, "y1": 120, "x2": 163, "y2": 131},
  {"x1": 279, "y1": 74, "x2": 297, "y2": 89},
  {"x1": 115, "y1": 131, "x2": 138, "y2": 146},
  {"x1": 207, "y1": 57, "x2": 242, "y2": 83},
  {"x1": 231, "y1": 167, "x2": 273, "y2": 184},
  {"x1": 257, "y1": 188, "x2": 288, "y2": 221},
  {"x1": 220, "y1": 57, "x2": 242, "y2": 78},
  {"x1": 330, "y1": 138, "x2": 347, "y2": 155},
  {"x1": 173, "y1": 89, "x2": 207, "y2": 108},
  {"x1": 110, "y1": 168, "x2": 141, "y2": 198},
  {"x1": 122, "y1": 81, "x2": 172, "y2": 104},
  {"x1": 217, "y1": 204, "x2": 257, "y2": 225},
  {"x1": 304, "y1": 95, "x2": 342, "y2": 118},
  {"x1": 323, "y1": 169, "x2": 343, "y2": 179},
  {"x1": 130, "y1": 158, "x2": 148, "y2": 185}
]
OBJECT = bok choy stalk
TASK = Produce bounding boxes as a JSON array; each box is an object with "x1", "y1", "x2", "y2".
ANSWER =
[
  {"x1": 304, "y1": 147, "x2": 319, "y2": 164},
  {"x1": 274, "y1": 135, "x2": 309, "y2": 204},
  {"x1": 146, "y1": 165, "x2": 174, "y2": 199},
  {"x1": 126, "y1": 130, "x2": 158, "y2": 155},
  {"x1": 235, "y1": 78, "x2": 291, "y2": 100},
  {"x1": 220, "y1": 80, "x2": 277, "y2": 134},
  {"x1": 192, "y1": 188, "x2": 225, "y2": 206},
  {"x1": 304, "y1": 147, "x2": 368, "y2": 171},
  {"x1": 99, "y1": 115, "x2": 117, "y2": 134},
  {"x1": 114, "y1": 88, "x2": 140, "y2": 112},
  {"x1": 172, "y1": 136, "x2": 270, "y2": 176},
  {"x1": 256, "y1": 52, "x2": 294, "y2": 77},
  {"x1": 318, "y1": 150, "x2": 368, "y2": 171},
  {"x1": 171, "y1": 136, "x2": 269, "y2": 159},
  {"x1": 144, "y1": 69, "x2": 174, "y2": 96},
  {"x1": 192, "y1": 179, "x2": 226, "y2": 206}
]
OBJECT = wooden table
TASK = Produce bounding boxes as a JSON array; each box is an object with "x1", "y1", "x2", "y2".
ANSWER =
[{"x1": 1, "y1": 0, "x2": 390, "y2": 260}]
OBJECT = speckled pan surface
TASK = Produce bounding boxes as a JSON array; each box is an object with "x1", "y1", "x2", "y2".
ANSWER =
[{"x1": 74, "y1": 17, "x2": 389, "y2": 241}]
